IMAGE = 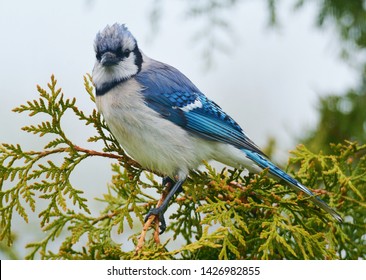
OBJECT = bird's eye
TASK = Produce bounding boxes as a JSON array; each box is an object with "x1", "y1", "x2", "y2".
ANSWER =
[
  {"x1": 124, "y1": 50, "x2": 131, "y2": 58},
  {"x1": 96, "y1": 52, "x2": 102, "y2": 61},
  {"x1": 116, "y1": 48, "x2": 131, "y2": 58}
]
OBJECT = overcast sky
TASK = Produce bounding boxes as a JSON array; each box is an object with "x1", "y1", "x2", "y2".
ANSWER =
[
  {"x1": 0, "y1": 0, "x2": 358, "y2": 258},
  {"x1": 0, "y1": 0, "x2": 357, "y2": 151}
]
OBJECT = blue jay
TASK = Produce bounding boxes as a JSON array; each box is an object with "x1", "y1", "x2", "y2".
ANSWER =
[{"x1": 92, "y1": 23, "x2": 342, "y2": 233}]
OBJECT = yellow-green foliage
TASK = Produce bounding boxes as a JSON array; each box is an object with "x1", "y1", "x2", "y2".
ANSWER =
[{"x1": 0, "y1": 76, "x2": 365, "y2": 259}]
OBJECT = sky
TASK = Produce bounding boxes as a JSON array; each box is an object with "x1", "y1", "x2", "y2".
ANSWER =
[{"x1": 0, "y1": 0, "x2": 358, "y2": 258}]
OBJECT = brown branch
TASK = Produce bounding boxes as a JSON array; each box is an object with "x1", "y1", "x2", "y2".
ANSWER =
[
  {"x1": 135, "y1": 215, "x2": 159, "y2": 253},
  {"x1": 27, "y1": 145, "x2": 121, "y2": 159},
  {"x1": 72, "y1": 145, "x2": 159, "y2": 174},
  {"x1": 135, "y1": 181, "x2": 173, "y2": 253},
  {"x1": 73, "y1": 145, "x2": 124, "y2": 160},
  {"x1": 27, "y1": 144, "x2": 145, "y2": 170},
  {"x1": 91, "y1": 210, "x2": 120, "y2": 225}
]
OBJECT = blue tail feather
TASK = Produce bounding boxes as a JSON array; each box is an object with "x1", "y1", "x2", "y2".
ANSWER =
[{"x1": 243, "y1": 149, "x2": 343, "y2": 222}]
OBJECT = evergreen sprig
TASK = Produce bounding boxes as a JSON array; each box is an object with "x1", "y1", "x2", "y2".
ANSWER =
[{"x1": 0, "y1": 76, "x2": 365, "y2": 259}]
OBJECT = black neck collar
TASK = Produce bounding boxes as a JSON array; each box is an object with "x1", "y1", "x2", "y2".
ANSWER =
[{"x1": 95, "y1": 78, "x2": 128, "y2": 96}]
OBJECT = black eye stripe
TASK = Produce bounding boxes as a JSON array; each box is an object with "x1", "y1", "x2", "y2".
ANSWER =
[
  {"x1": 115, "y1": 48, "x2": 123, "y2": 57},
  {"x1": 95, "y1": 48, "x2": 133, "y2": 61},
  {"x1": 115, "y1": 48, "x2": 131, "y2": 58}
]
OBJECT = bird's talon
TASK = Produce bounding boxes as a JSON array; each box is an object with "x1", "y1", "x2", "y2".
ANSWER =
[{"x1": 144, "y1": 208, "x2": 167, "y2": 234}]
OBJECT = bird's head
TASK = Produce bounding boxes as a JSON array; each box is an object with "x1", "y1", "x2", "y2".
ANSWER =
[{"x1": 92, "y1": 23, "x2": 143, "y2": 95}]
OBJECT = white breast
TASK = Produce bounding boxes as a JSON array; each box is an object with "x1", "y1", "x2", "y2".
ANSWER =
[{"x1": 95, "y1": 79, "x2": 214, "y2": 179}]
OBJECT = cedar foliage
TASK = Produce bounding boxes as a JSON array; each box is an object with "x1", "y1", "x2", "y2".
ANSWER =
[{"x1": 0, "y1": 76, "x2": 365, "y2": 259}]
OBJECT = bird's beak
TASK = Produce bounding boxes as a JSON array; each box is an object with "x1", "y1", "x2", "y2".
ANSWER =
[{"x1": 101, "y1": 52, "x2": 120, "y2": 66}]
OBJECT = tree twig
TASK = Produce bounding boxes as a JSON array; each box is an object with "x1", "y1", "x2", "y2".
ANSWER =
[{"x1": 135, "y1": 181, "x2": 172, "y2": 253}]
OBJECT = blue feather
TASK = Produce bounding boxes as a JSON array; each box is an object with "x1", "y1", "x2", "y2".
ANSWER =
[
  {"x1": 135, "y1": 60, "x2": 265, "y2": 155},
  {"x1": 244, "y1": 149, "x2": 343, "y2": 222}
]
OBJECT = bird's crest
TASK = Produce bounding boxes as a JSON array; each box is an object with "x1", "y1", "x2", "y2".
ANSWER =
[{"x1": 94, "y1": 23, "x2": 136, "y2": 54}]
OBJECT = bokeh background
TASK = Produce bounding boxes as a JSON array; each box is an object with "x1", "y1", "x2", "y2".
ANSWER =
[{"x1": 1, "y1": 0, "x2": 365, "y2": 259}]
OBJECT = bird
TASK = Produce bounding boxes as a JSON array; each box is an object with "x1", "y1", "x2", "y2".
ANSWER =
[{"x1": 92, "y1": 23, "x2": 342, "y2": 233}]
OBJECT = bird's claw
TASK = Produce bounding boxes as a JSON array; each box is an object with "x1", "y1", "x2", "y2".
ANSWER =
[{"x1": 144, "y1": 207, "x2": 166, "y2": 234}]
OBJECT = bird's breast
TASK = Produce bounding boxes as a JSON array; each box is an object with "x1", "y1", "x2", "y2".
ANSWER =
[{"x1": 95, "y1": 79, "x2": 205, "y2": 177}]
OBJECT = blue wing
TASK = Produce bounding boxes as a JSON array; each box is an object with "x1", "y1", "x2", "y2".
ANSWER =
[{"x1": 135, "y1": 60, "x2": 265, "y2": 156}]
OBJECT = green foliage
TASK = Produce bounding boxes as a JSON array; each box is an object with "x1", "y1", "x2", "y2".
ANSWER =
[
  {"x1": 301, "y1": 61, "x2": 366, "y2": 154},
  {"x1": 293, "y1": 0, "x2": 366, "y2": 154},
  {"x1": 303, "y1": 84, "x2": 366, "y2": 154},
  {"x1": 1, "y1": 76, "x2": 365, "y2": 260}
]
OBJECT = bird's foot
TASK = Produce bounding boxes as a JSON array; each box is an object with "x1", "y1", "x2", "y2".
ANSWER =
[
  {"x1": 135, "y1": 178, "x2": 186, "y2": 253},
  {"x1": 144, "y1": 207, "x2": 166, "y2": 234}
]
